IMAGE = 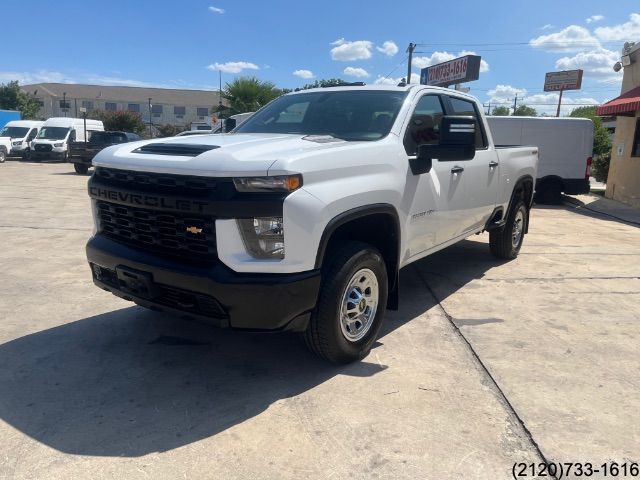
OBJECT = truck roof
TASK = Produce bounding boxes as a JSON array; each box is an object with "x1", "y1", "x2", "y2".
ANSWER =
[{"x1": 285, "y1": 84, "x2": 480, "y2": 102}]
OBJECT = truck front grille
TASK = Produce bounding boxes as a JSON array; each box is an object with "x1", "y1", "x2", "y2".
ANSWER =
[
  {"x1": 96, "y1": 201, "x2": 216, "y2": 261},
  {"x1": 35, "y1": 144, "x2": 52, "y2": 152}
]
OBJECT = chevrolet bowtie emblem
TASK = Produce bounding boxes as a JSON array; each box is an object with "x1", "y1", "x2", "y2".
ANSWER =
[{"x1": 186, "y1": 226, "x2": 203, "y2": 234}]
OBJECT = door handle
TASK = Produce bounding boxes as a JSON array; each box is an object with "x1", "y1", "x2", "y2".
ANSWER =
[
  {"x1": 450, "y1": 166, "x2": 464, "y2": 174},
  {"x1": 489, "y1": 161, "x2": 499, "y2": 168}
]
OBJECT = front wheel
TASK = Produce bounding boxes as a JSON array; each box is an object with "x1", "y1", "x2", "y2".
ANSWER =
[
  {"x1": 74, "y1": 163, "x2": 89, "y2": 174},
  {"x1": 0, "y1": 149, "x2": 6, "y2": 163},
  {"x1": 22, "y1": 149, "x2": 32, "y2": 161},
  {"x1": 489, "y1": 200, "x2": 528, "y2": 260},
  {"x1": 303, "y1": 241, "x2": 388, "y2": 364}
]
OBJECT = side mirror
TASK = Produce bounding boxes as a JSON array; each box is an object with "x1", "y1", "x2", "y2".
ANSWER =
[
  {"x1": 411, "y1": 116, "x2": 476, "y2": 175},
  {"x1": 224, "y1": 118, "x2": 237, "y2": 132}
]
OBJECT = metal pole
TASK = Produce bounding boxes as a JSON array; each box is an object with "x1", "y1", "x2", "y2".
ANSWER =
[
  {"x1": 219, "y1": 70, "x2": 223, "y2": 119},
  {"x1": 556, "y1": 89, "x2": 564, "y2": 117},
  {"x1": 487, "y1": 102, "x2": 491, "y2": 115},
  {"x1": 83, "y1": 112, "x2": 87, "y2": 142},
  {"x1": 74, "y1": 98, "x2": 78, "y2": 117},
  {"x1": 512, "y1": 93, "x2": 518, "y2": 115},
  {"x1": 63, "y1": 92, "x2": 67, "y2": 117},
  {"x1": 148, "y1": 97, "x2": 152, "y2": 138},
  {"x1": 406, "y1": 43, "x2": 416, "y2": 84}
]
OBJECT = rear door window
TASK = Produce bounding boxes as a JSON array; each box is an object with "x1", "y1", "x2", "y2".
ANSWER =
[{"x1": 447, "y1": 96, "x2": 487, "y2": 149}]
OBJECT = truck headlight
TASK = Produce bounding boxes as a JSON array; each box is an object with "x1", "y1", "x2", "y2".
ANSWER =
[
  {"x1": 12, "y1": 141, "x2": 23, "y2": 146},
  {"x1": 54, "y1": 142, "x2": 64, "y2": 147},
  {"x1": 237, "y1": 217, "x2": 285, "y2": 259},
  {"x1": 233, "y1": 175, "x2": 302, "y2": 193}
]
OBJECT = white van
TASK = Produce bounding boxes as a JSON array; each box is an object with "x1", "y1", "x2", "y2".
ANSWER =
[
  {"x1": 487, "y1": 116, "x2": 594, "y2": 203},
  {"x1": 31, "y1": 117, "x2": 104, "y2": 161},
  {"x1": 0, "y1": 120, "x2": 44, "y2": 159}
]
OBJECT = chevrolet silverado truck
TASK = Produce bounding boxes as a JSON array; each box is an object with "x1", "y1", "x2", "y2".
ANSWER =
[{"x1": 86, "y1": 85, "x2": 538, "y2": 363}]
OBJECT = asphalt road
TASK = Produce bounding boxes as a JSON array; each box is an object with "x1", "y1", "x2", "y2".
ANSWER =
[{"x1": 0, "y1": 161, "x2": 638, "y2": 479}]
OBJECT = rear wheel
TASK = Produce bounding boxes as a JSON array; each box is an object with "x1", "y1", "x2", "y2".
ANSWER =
[
  {"x1": 0, "y1": 149, "x2": 6, "y2": 163},
  {"x1": 74, "y1": 163, "x2": 89, "y2": 174},
  {"x1": 489, "y1": 200, "x2": 527, "y2": 260},
  {"x1": 303, "y1": 241, "x2": 388, "y2": 364}
]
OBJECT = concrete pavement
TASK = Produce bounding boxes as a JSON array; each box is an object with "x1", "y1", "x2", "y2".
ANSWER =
[{"x1": 0, "y1": 161, "x2": 638, "y2": 479}]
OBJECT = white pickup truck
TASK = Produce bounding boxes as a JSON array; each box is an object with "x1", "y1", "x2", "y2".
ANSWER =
[{"x1": 86, "y1": 85, "x2": 538, "y2": 363}]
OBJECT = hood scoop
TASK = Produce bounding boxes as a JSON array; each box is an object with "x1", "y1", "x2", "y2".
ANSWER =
[
  {"x1": 302, "y1": 135, "x2": 346, "y2": 144},
  {"x1": 133, "y1": 143, "x2": 220, "y2": 157}
]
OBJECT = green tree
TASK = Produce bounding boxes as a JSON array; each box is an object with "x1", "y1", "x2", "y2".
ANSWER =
[
  {"x1": 514, "y1": 105, "x2": 537, "y2": 116},
  {"x1": 156, "y1": 124, "x2": 182, "y2": 137},
  {"x1": 300, "y1": 78, "x2": 347, "y2": 90},
  {"x1": 222, "y1": 77, "x2": 282, "y2": 114},
  {"x1": 89, "y1": 109, "x2": 147, "y2": 135},
  {"x1": 569, "y1": 105, "x2": 613, "y2": 183},
  {"x1": 0, "y1": 81, "x2": 41, "y2": 119},
  {"x1": 491, "y1": 106, "x2": 511, "y2": 116}
]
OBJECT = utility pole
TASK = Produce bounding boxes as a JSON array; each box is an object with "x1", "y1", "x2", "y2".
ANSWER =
[
  {"x1": 406, "y1": 43, "x2": 416, "y2": 84},
  {"x1": 219, "y1": 70, "x2": 223, "y2": 119},
  {"x1": 487, "y1": 102, "x2": 491, "y2": 115},
  {"x1": 148, "y1": 97, "x2": 153, "y2": 138},
  {"x1": 63, "y1": 92, "x2": 67, "y2": 117},
  {"x1": 512, "y1": 93, "x2": 518, "y2": 116}
]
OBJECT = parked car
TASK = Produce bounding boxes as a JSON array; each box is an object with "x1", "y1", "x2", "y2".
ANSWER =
[
  {"x1": 487, "y1": 116, "x2": 594, "y2": 203},
  {"x1": 86, "y1": 85, "x2": 538, "y2": 363},
  {"x1": 0, "y1": 120, "x2": 43, "y2": 160},
  {"x1": 69, "y1": 131, "x2": 140, "y2": 174},
  {"x1": 31, "y1": 117, "x2": 104, "y2": 161}
]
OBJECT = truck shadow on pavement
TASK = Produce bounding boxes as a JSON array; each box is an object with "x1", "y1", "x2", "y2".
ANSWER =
[{"x1": 0, "y1": 240, "x2": 497, "y2": 457}]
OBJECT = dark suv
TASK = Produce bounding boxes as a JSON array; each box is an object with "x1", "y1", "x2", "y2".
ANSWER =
[{"x1": 69, "y1": 131, "x2": 140, "y2": 174}]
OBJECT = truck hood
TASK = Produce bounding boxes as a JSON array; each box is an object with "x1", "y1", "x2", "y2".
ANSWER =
[{"x1": 92, "y1": 133, "x2": 358, "y2": 176}]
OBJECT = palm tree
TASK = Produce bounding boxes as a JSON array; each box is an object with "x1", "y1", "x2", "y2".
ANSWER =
[{"x1": 222, "y1": 77, "x2": 282, "y2": 114}]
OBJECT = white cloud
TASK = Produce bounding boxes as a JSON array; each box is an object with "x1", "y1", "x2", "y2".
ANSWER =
[
  {"x1": 412, "y1": 50, "x2": 489, "y2": 73},
  {"x1": 330, "y1": 38, "x2": 373, "y2": 61},
  {"x1": 586, "y1": 15, "x2": 604, "y2": 24},
  {"x1": 208, "y1": 6, "x2": 225, "y2": 14},
  {"x1": 207, "y1": 61, "x2": 259, "y2": 74},
  {"x1": 293, "y1": 69, "x2": 314, "y2": 79},
  {"x1": 486, "y1": 83, "x2": 601, "y2": 116},
  {"x1": 376, "y1": 41, "x2": 399, "y2": 57},
  {"x1": 343, "y1": 67, "x2": 370, "y2": 78},
  {"x1": 0, "y1": 70, "x2": 74, "y2": 85},
  {"x1": 555, "y1": 48, "x2": 621, "y2": 81},
  {"x1": 530, "y1": 25, "x2": 600, "y2": 52},
  {"x1": 374, "y1": 73, "x2": 420, "y2": 85},
  {"x1": 594, "y1": 13, "x2": 640, "y2": 41},
  {"x1": 541, "y1": 24, "x2": 554, "y2": 30}
]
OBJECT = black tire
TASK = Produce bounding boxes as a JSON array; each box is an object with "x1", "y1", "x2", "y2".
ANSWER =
[
  {"x1": 22, "y1": 149, "x2": 32, "y2": 161},
  {"x1": 303, "y1": 241, "x2": 388, "y2": 364},
  {"x1": 489, "y1": 200, "x2": 528, "y2": 260},
  {"x1": 0, "y1": 149, "x2": 6, "y2": 163},
  {"x1": 535, "y1": 179, "x2": 562, "y2": 204},
  {"x1": 74, "y1": 163, "x2": 89, "y2": 174}
]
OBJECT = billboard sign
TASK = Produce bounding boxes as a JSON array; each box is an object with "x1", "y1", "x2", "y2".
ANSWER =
[
  {"x1": 420, "y1": 55, "x2": 482, "y2": 87},
  {"x1": 543, "y1": 69, "x2": 583, "y2": 91}
]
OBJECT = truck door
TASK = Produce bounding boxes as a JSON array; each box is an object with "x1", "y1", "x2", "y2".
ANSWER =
[
  {"x1": 439, "y1": 95, "x2": 501, "y2": 238},
  {"x1": 402, "y1": 94, "x2": 456, "y2": 256}
]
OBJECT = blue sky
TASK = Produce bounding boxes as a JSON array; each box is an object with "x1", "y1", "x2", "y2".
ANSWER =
[{"x1": 2, "y1": 0, "x2": 639, "y2": 115}]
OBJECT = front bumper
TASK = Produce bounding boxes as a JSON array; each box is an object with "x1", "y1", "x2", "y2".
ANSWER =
[
  {"x1": 87, "y1": 235, "x2": 321, "y2": 331},
  {"x1": 32, "y1": 150, "x2": 66, "y2": 159}
]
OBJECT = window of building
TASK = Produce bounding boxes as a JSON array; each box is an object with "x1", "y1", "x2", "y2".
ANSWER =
[
  {"x1": 105, "y1": 102, "x2": 117, "y2": 111},
  {"x1": 128, "y1": 103, "x2": 140, "y2": 112},
  {"x1": 59, "y1": 100, "x2": 70, "y2": 110},
  {"x1": 448, "y1": 96, "x2": 487, "y2": 149},
  {"x1": 151, "y1": 104, "x2": 163, "y2": 116},
  {"x1": 632, "y1": 118, "x2": 640, "y2": 157},
  {"x1": 197, "y1": 107, "x2": 209, "y2": 117},
  {"x1": 81, "y1": 100, "x2": 94, "y2": 110},
  {"x1": 174, "y1": 106, "x2": 186, "y2": 117}
]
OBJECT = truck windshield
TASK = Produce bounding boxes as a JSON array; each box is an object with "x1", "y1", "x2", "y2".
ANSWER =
[
  {"x1": 235, "y1": 90, "x2": 408, "y2": 141},
  {"x1": 0, "y1": 127, "x2": 29, "y2": 138},
  {"x1": 37, "y1": 127, "x2": 69, "y2": 140}
]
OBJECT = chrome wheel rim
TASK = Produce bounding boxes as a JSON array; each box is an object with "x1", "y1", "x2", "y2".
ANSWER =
[
  {"x1": 512, "y1": 209, "x2": 525, "y2": 248},
  {"x1": 340, "y1": 268, "x2": 379, "y2": 342}
]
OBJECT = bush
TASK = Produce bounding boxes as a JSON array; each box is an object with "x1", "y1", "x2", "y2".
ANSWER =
[
  {"x1": 591, "y1": 153, "x2": 610, "y2": 183},
  {"x1": 89, "y1": 109, "x2": 147, "y2": 135}
]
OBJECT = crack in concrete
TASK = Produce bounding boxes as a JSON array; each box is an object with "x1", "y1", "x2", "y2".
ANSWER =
[{"x1": 413, "y1": 265, "x2": 559, "y2": 480}]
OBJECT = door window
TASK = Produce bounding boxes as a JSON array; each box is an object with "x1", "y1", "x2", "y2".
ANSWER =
[
  {"x1": 403, "y1": 95, "x2": 445, "y2": 155},
  {"x1": 448, "y1": 96, "x2": 487, "y2": 149}
]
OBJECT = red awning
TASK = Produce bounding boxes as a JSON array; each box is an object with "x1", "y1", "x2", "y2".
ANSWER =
[{"x1": 596, "y1": 86, "x2": 640, "y2": 116}]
